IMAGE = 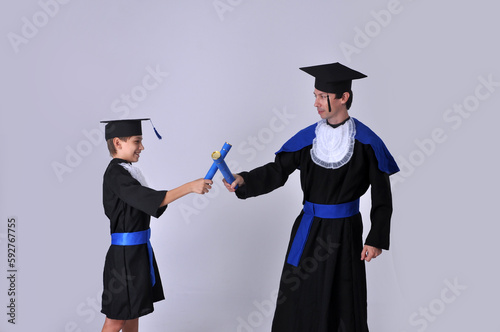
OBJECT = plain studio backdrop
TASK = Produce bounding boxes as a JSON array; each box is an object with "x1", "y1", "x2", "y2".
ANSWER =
[{"x1": 1, "y1": 1, "x2": 499, "y2": 331}]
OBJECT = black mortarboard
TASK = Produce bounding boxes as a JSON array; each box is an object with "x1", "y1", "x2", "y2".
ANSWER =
[
  {"x1": 299, "y1": 62, "x2": 367, "y2": 94},
  {"x1": 100, "y1": 118, "x2": 162, "y2": 140}
]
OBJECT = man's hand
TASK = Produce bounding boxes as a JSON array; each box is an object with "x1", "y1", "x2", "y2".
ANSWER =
[
  {"x1": 223, "y1": 174, "x2": 244, "y2": 192},
  {"x1": 361, "y1": 245, "x2": 382, "y2": 262}
]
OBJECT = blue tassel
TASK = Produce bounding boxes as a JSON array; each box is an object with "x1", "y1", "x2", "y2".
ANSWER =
[
  {"x1": 150, "y1": 119, "x2": 162, "y2": 139},
  {"x1": 153, "y1": 127, "x2": 162, "y2": 140}
]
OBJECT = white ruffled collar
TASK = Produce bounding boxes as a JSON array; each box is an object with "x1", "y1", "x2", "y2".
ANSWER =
[
  {"x1": 310, "y1": 118, "x2": 356, "y2": 169},
  {"x1": 119, "y1": 162, "x2": 148, "y2": 186}
]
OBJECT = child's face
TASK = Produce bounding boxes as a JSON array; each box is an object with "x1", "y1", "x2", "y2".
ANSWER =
[{"x1": 115, "y1": 135, "x2": 144, "y2": 162}]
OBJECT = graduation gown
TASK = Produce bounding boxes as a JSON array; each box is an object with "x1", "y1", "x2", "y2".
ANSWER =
[
  {"x1": 101, "y1": 158, "x2": 167, "y2": 320},
  {"x1": 235, "y1": 118, "x2": 398, "y2": 332}
]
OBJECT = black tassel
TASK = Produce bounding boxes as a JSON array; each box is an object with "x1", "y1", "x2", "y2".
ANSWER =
[{"x1": 327, "y1": 94, "x2": 331, "y2": 112}]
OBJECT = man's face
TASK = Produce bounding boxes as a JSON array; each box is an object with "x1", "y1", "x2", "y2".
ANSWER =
[{"x1": 313, "y1": 88, "x2": 348, "y2": 122}]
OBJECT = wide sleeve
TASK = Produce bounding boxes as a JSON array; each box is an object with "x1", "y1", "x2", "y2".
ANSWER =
[
  {"x1": 364, "y1": 146, "x2": 394, "y2": 250},
  {"x1": 105, "y1": 164, "x2": 168, "y2": 218},
  {"x1": 235, "y1": 150, "x2": 301, "y2": 199}
]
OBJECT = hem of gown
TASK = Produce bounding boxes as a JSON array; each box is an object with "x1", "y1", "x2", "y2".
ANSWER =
[{"x1": 101, "y1": 297, "x2": 165, "y2": 320}]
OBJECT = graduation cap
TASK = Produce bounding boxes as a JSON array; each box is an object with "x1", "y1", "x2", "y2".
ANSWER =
[
  {"x1": 100, "y1": 118, "x2": 162, "y2": 140},
  {"x1": 300, "y1": 62, "x2": 367, "y2": 94},
  {"x1": 300, "y1": 62, "x2": 367, "y2": 112}
]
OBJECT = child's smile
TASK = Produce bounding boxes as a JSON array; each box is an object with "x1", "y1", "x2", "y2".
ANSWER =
[{"x1": 116, "y1": 135, "x2": 144, "y2": 163}]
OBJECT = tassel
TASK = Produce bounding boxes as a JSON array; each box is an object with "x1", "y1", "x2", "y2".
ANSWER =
[
  {"x1": 327, "y1": 94, "x2": 331, "y2": 112},
  {"x1": 149, "y1": 119, "x2": 162, "y2": 139}
]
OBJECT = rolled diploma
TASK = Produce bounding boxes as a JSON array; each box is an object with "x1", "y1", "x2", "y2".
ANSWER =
[
  {"x1": 212, "y1": 152, "x2": 238, "y2": 190},
  {"x1": 204, "y1": 142, "x2": 232, "y2": 180}
]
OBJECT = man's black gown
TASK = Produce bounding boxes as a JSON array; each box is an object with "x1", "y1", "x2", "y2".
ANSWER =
[
  {"x1": 101, "y1": 158, "x2": 167, "y2": 320},
  {"x1": 235, "y1": 118, "x2": 398, "y2": 332}
]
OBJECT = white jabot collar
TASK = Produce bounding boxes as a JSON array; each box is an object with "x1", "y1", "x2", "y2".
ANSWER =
[
  {"x1": 119, "y1": 163, "x2": 148, "y2": 186},
  {"x1": 310, "y1": 118, "x2": 356, "y2": 169}
]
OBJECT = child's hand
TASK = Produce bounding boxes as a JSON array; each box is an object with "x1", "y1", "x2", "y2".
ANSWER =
[
  {"x1": 192, "y1": 178, "x2": 213, "y2": 194},
  {"x1": 223, "y1": 174, "x2": 244, "y2": 192}
]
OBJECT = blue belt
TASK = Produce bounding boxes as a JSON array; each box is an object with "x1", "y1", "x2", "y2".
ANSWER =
[
  {"x1": 286, "y1": 199, "x2": 360, "y2": 266},
  {"x1": 111, "y1": 228, "x2": 155, "y2": 286}
]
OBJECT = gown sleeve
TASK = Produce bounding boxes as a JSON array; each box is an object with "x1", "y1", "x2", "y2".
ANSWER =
[
  {"x1": 105, "y1": 164, "x2": 168, "y2": 218},
  {"x1": 364, "y1": 145, "x2": 393, "y2": 250},
  {"x1": 235, "y1": 150, "x2": 301, "y2": 199}
]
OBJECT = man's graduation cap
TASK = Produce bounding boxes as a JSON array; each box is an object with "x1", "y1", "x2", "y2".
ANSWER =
[
  {"x1": 300, "y1": 62, "x2": 367, "y2": 94},
  {"x1": 300, "y1": 62, "x2": 367, "y2": 112},
  {"x1": 100, "y1": 118, "x2": 162, "y2": 140}
]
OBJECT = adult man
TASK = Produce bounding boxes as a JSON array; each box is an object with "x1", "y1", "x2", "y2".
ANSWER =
[{"x1": 224, "y1": 62, "x2": 399, "y2": 331}]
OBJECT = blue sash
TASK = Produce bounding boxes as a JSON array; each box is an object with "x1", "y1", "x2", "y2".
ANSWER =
[
  {"x1": 111, "y1": 228, "x2": 155, "y2": 286},
  {"x1": 287, "y1": 200, "x2": 360, "y2": 266}
]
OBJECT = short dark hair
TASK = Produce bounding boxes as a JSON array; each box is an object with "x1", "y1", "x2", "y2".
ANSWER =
[
  {"x1": 106, "y1": 137, "x2": 129, "y2": 157},
  {"x1": 334, "y1": 90, "x2": 353, "y2": 110}
]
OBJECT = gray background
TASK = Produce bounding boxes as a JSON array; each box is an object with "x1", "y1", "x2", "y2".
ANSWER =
[{"x1": 1, "y1": 0, "x2": 499, "y2": 331}]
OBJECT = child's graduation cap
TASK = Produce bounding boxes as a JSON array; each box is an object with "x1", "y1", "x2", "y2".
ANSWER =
[
  {"x1": 100, "y1": 118, "x2": 162, "y2": 140},
  {"x1": 300, "y1": 62, "x2": 367, "y2": 112}
]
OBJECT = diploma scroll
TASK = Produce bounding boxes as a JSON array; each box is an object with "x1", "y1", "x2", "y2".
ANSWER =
[
  {"x1": 204, "y1": 142, "x2": 238, "y2": 189},
  {"x1": 204, "y1": 142, "x2": 232, "y2": 180}
]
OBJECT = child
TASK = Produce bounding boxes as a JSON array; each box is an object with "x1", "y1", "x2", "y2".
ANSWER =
[{"x1": 99, "y1": 118, "x2": 212, "y2": 332}]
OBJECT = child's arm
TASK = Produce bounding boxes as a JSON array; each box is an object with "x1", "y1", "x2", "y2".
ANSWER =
[{"x1": 159, "y1": 178, "x2": 212, "y2": 207}]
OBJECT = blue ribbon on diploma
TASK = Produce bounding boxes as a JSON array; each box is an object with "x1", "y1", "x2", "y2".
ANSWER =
[{"x1": 205, "y1": 142, "x2": 238, "y2": 189}]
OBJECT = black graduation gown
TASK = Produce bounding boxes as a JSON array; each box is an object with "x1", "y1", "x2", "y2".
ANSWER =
[
  {"x1": 101, "y1": 158, "x2": 167, "y2": 320},
  {"x1": 235, "y1": 123, "x2": 396, "y2": 332}
]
